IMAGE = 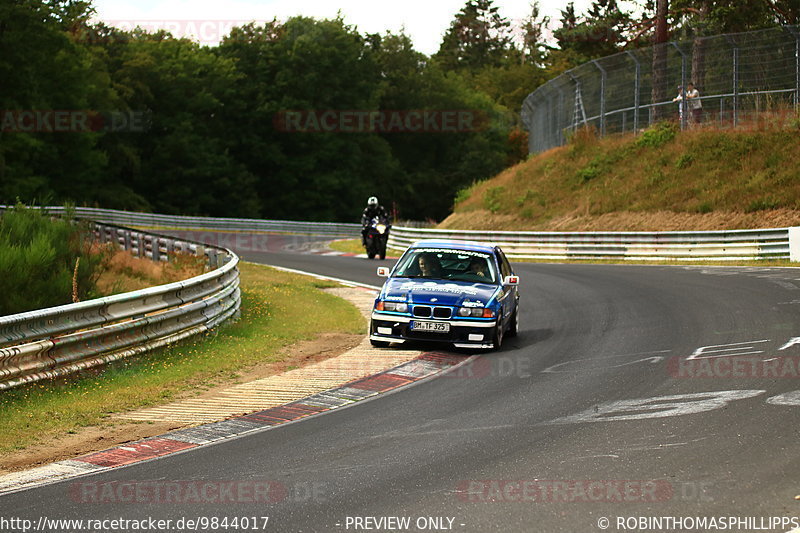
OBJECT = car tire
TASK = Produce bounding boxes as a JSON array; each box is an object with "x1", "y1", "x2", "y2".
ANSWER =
[
  {"x1": 370, "y1": 339, "x2": 390, "y2": 348},
  {"x1": 507, "y1": 307, "x2": 519, "y2": 338},
  {"x1": 491, "y1": 319, "x2": 504, "y2": 350}
]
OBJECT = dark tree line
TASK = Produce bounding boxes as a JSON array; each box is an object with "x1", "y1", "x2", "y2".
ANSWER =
[{"x1": 0, "y1": 0, "x2": 793, "y2": 222}]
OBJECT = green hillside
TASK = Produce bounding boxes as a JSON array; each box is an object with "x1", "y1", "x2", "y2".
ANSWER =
[{"x1": 442, "y1": 122, "x2": 800, "y2": 231}]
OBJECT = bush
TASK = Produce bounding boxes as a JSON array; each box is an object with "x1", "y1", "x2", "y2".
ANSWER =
[
  {"x1": 483, "y1": 186, "x2": 505, "y2": 213},
  {"x1": 635, "y1": 121, "x2": 678, "y2": 149},
  {"x1": 0, "y1": 204, "x2": 106, "y2": 316}
]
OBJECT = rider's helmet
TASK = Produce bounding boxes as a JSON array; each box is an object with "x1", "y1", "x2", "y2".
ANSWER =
[{"x1": 367, "y1": 196, "x2": 379, "y2": 208}]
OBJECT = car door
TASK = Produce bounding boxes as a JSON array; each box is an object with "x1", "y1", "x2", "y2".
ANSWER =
[{"x1": 494, "y1": 248, "x2": 517, "y2": 329}]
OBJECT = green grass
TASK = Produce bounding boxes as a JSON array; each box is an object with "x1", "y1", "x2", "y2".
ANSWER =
[
  {"x1": 451, "y1": 120, "x2": 800, "y2": 228},
  {"x1": 328, "y1": 238, "x2": 365, "y2": 255},
  {"x1": 0, "y1": 262, "x2": 365, "y2": 454}
]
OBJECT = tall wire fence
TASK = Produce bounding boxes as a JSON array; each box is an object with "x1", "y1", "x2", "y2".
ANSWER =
[{"x1": 521, "y1": 25, "x2": 800, "y2": 153}]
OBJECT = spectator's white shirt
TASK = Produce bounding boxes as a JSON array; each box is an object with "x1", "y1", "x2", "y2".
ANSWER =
[{"x1": 686, "y1": 88, "x2": 702, "y2": 109}]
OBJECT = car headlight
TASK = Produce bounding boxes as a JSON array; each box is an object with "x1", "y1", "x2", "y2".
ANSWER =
[
  {"x1": 458, "y1": 307, "x2": 485, "y2": 317},
  {"x1": 378, "y1": 301, "x2": 408, "y2": 313}
]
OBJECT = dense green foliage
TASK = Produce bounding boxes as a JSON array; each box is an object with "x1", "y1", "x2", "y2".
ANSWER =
[
  {"x1": 0, "y1": 0, "x2": 791, "y2": 222},
  {"x1": 0, "y1": 204, "x2": 104, "y2": 315}
]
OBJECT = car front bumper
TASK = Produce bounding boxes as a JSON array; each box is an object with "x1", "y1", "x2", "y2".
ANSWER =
[{"x1": 369, "y1": 312, "x2": 497, "y2": 349}]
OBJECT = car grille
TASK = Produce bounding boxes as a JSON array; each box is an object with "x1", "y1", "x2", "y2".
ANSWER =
[{"x1": 412, "y1": 306, "x2": 452, "y2": 319}]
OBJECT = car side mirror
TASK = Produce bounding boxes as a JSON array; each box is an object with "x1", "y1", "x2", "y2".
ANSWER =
[
  {"x1": 377, "y1": 267, "x2": 390, "y2": 277},
  {"x1": 503, "y1": 275, "x2": 519, "y2": 286}
]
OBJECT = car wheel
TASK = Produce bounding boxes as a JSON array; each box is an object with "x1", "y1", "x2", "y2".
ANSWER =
[
  {"x1": 370, "y1": 339, "x2": 389, "y2": 348},
  {"x1": 507, "y1": 306, "x2": 519, "y2": 338},
  {"x1": 491, "y1": 319, "x2": 503, "y2": 350}
]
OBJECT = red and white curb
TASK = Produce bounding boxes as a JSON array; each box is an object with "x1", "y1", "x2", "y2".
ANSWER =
[{"x1": 0, "y1": 352, "x2": 473, "y2": 496}]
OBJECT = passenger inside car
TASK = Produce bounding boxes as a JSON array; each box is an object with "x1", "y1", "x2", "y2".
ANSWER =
[{"x1": 417, "y1": 253, "x2": 443, "y2": 278}]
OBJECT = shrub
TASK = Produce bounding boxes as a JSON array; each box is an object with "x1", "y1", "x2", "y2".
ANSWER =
[
  {"x1": 483, "y1": 186, "x2": 505, "y2": 213},
  {"x1": 675, "y1": 153, "x2": 693, "y2": 169},
  {"x1": 0, "y1": 204, "x2": 107, "y2": 315},
  {"x1": 746, "y1": 198, "x2": 780, "y2": 212},
  {"x1": 635, "y1": 121, "x2": 678, "y2": 149}
]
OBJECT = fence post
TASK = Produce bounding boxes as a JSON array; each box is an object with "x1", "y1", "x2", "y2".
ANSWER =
[
  {"x1": 787, "y1": 26, "x2": 800, "y2": 109},
  {"x1": 672, "y1": 42, "x2": 688, "y2": 130},
  {"x1": 725, "y1": 35, "x2": 739, "y2": 127},
  {"x1": 626, "y1": 50, "x2": 641, "y2": 134},
  {"x1": 558, "y1": 88, "x2": 565, "y2": 145},
  {"x1": 592, "y1": 60, "x2": 607, "y2": 136}
]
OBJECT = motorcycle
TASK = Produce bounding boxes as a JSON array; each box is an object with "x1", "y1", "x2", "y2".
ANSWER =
[{"x1": 364, "y1": 216, "x2": 390, "y2": 260}]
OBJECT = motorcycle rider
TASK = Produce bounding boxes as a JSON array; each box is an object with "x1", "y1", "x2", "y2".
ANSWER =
[{"x1": 361, "y1": 196, "x2": 390, "y2": 245}]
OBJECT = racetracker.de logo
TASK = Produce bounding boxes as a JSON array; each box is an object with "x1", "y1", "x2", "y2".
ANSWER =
[
  {"x1": 668, "y1": 356, "x2": 800, "y2": 378},
  {"x1": 1, "y1": 110, "x2": 149, "y2": 133},
  {"x1": 69, "y1": 480, "x2": 286, "y2": 504},
  {"x1": 455, "y1": 480, "x2": 674, "y2": 503},
  {"x1": 273, "y1": 110, "x2": 489, "y2": 133},
  {"x1": 103, "y1": 20, "x2": 258, "y2": 44}
]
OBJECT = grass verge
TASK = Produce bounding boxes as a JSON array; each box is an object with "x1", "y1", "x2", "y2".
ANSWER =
[
  {"x1": 0, "y1": 262, "x2": 365, "y2": 455},
  {"x1": 328, "y1": 238, "x2": 365, "y2": 255}
]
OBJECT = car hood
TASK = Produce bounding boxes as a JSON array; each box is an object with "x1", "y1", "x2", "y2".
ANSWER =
[{"x1": 381, "y1": 278, "x2": 499, "y2": 307}]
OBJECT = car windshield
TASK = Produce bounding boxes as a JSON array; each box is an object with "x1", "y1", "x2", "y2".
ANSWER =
[{"x1": 393, "y1": 248, "x2": 497, "y2": 283}]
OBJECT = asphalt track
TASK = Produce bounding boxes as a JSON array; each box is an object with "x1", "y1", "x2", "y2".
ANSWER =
[{"x1": 3, "y1": 232, "x2": 800, "y2": 533}]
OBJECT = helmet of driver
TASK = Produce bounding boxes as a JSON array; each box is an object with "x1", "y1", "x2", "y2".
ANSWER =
[{"x1": 367, "y1": 196, "x2": 378, "y2": 207}]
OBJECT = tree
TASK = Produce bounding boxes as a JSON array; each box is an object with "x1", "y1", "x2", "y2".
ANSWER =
[
  {"x1": 435, "y1": 0, "x2": 513, "y2": 72},
  {"x1": 651, "y1": 0, "x2": 670, "y2": 119},
  {"x1": 552, "y1": 0, "x2": 632, "y2": 61},
  {"x1": 519, "y1": 1, "x2": 550, "y2": 67}
]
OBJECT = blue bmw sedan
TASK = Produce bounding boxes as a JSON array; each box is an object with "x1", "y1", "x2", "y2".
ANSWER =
[{"x1": 369, "y1": 240, "x2": 520, "y2": 350}]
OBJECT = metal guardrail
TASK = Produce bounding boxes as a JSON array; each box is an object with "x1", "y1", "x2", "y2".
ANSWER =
[
  {"x1": 0, "y1": 221, "x2": 240, "y2": 391},
  {"x1": 387, "y1": 226, "x2": 799, "y2": 261},
  {"x1": 19, "y1": 206, "x2": 362, "y2": 238}
]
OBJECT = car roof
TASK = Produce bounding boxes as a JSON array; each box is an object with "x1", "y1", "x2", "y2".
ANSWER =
[{"x1": 409, "y1": 239, "x2": 497, "y2": 254}]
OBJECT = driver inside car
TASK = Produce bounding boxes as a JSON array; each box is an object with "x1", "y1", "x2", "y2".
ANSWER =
[{"x1": 468, "y1": 257, "x2": 488, "y2": 278}]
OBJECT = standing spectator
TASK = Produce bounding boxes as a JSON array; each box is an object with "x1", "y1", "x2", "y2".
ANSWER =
[
  {"x1": 672, "y1": 85, "x2": 685, "y2": 123},
  {"x1": 686, "y1": 82, "x2": 702, "y2": 124}
]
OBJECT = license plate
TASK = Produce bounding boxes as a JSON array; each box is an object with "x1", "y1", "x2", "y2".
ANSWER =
[{"x1": 410, "y1": 321, "x2": 450, "y2": 333}]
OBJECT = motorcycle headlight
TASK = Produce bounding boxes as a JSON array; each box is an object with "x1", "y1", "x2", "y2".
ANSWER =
[{"x1": 376, "y1": 224, "x2": 387, "y2": 234}]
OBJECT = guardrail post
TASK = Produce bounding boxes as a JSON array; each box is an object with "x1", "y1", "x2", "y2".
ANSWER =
[
  {"x1": 207, "y1": 248, "x2": 218, "y2": 269},
  {"x1": 790, "y1": 227, "x2": 800, "y2": 262}
]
